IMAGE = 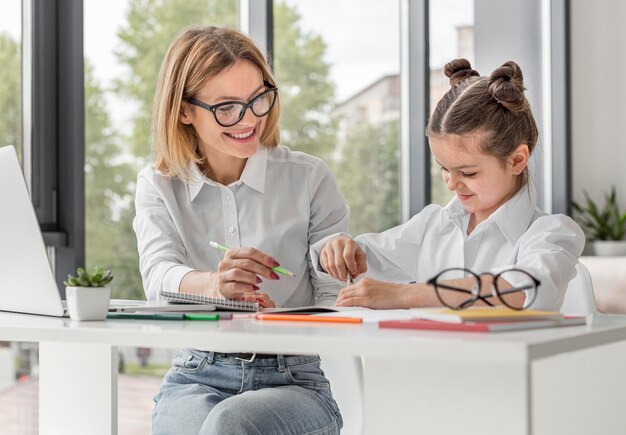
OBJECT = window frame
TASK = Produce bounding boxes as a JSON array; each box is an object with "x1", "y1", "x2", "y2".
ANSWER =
[{"x1": 23, "y1": 0, "x2": 84, "y2": 294}]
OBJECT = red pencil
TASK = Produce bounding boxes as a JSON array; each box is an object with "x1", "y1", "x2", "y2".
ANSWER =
[{"x1": 254, "y1": 313, "x2": 362, "y2": 324}]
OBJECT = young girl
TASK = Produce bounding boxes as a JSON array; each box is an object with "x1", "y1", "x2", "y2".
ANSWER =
[
  {"x1": 133, "y1": 26, "x2": 346, "y2": 434},
  {"x1": 312, "y1": 59, "x2": 584, "y2": 311}
]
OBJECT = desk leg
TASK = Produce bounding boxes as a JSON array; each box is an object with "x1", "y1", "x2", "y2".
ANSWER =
[
  {"x1": 361, "y1": 357, "x2": 529, "y2": 435},
  {"x1": 39, "y1": 342, "x2": 118, "y2": 435}
]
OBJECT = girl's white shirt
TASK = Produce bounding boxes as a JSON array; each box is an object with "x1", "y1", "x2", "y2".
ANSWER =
[
  {"x1": 133, "y1": 145, "x2": 349, "y2": 307},
  {"x1": 311, "y1": 185, "x2": 585, "y2": 311}
]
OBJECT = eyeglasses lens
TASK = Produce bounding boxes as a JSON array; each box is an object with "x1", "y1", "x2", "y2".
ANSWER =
[
  {"x1": 434, "y1": 268, "x2": 480, "y2": 310},
  {"x1": 214, "y1": 90, "x2": 276, "y2": 127},
  {"x1": 495, "y1": 270, "x2": 537, "y2": 310},
  {"x1": 215, "y1": 104, "x2": 243, "y2": 127},
  {"x1": 251, "y1": 90, "x2": 275, "y2": 116}
]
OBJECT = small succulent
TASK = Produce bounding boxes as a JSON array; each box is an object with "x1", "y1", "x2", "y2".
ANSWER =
[{"x1": 64, "y1": 266, "x2": 114, "y2": 287}]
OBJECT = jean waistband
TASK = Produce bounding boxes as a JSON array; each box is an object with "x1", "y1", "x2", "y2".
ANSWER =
[
  {"x1": 213, "y1": 352, "x2": 291, "y2": 360},
  {"x1": 196, "y1": 351, "x2": 319, "y2": 367}
]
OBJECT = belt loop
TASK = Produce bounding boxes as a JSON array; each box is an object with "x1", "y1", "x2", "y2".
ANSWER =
[
  {"x1": 207, "y1": 351, "x2": 215, "y2": 364},
  {"x1": 276, "y1": 354, "x2": 286, "y2": 372},
  {"x1": 235, "y1": 353, "x2": 257, "y2": 363}
]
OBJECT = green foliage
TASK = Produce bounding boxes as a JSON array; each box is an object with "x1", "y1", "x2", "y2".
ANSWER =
[
  {"x1": 84, "y1": 60, "x2": 144, "y2": 299},
  {"x1": 64, "y1": 267, "x2": 113, "y2": 288},
  {"x1": 572, "y1": 186, "x2": 626, "y2": 241},
  {"x1": 0, "y1": 32, "x2": 21, "y2": 154},
  {"x1": 333, "y1": 121, "x2": 401, "y2": 235},
  {"x1": 273, "y1": 2, "x2": 337, "y2": 161}
]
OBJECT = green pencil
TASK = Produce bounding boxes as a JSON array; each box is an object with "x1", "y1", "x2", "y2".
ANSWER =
[
  {"x1": 209, "y1": 241, "x2": 294, "y2": 277},
  {"x1": 183, "y1": 313, "x2": 220, "y2": 321}
]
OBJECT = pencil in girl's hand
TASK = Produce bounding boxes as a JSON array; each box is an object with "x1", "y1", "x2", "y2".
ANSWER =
[
  {"x1": 209, "y1": 241, "x2": 294, "y2": 277},
  {"x1": 346, "y1": 272, "x2": 353, "y2": 287}
]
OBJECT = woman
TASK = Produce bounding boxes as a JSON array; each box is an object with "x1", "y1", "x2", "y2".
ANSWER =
[{"x1": 133, "y1": 26, "x2": 346, "y2": 434}]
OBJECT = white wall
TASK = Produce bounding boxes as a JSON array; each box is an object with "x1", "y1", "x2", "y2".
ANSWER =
[
  {"x1": 571, "y1": 1, "x2": 626, "y2": 209},
  {"x1": 474, "y1": 0, "x2": 546, "y2": 208}
]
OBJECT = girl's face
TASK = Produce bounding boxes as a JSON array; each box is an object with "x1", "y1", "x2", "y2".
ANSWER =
[
  {"x1": 180, "y1": 60, "x2": 269, "y2": 163},
  {"x1": 429, "y1": 133, "x2": 529, "y2": 223}
]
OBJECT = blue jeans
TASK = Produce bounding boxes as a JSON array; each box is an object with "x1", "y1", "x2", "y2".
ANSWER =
[{"x1": 152, "y1": 349, "x2": 343, "y2": 434}]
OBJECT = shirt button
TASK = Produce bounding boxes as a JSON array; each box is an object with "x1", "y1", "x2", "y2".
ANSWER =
[{"x1": 229, "y1": 227, "x2": 235, "y2": 233}]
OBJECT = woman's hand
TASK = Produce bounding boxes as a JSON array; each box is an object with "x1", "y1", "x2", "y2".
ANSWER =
[
  {"x1": 181, "y1": 247, "x2": 281, "y2": 301},
  {"x1": 335, "y1": 278, "x2": 412, "y2": 309},
  {"x1": 319, "y1": 236, "x2": 367, "y2": 280},
  {"x1": 211, "y1": 247, "x2": 282, "y2": 300},
  {"x1": 242, "y1": 292, "x2": 276, "y2": 308}
]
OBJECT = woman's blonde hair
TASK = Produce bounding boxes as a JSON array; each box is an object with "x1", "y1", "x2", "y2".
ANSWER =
[{"x1": 152, "y1": 26, "x2": 281, "y2": 182}]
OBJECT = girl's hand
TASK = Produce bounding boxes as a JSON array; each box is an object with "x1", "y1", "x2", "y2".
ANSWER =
[
  {"x1": 319, "y1": 236, "x2": 367, "y2": 280},
  {"x1": 210, "y1": 247, "x2": 282, "y2": 300},
  {"x1": 335, "y1": 278, "x2": 411, "y2": 309}
]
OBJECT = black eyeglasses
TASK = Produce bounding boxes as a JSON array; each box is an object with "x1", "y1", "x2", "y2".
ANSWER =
[
  {"x1": 185, "y1": 81, "x2": 278, "y2": 127},
  {"x1": 426, "y1": 267, "x2": 540, "y2": 310}
]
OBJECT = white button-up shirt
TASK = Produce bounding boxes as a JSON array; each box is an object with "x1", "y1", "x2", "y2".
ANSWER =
[
  {"x1": 311, "y1": 185, "x2": 585, "y2": 310},
  {"x1": 134, "y1": 146, "x2": 349, "y2": 307}
]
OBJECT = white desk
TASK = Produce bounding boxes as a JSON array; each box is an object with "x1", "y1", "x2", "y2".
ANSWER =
[{"x1": 1, "y1": 312, "x2": 626, "y2": 435}]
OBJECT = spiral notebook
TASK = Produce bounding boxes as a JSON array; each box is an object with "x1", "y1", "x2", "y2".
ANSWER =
[{"x1": 159, "y1": 290, "x2": 259, "y2": 312}]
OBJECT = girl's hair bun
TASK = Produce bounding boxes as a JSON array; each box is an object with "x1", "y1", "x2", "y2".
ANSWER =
[
  {"x1": 444, "y1": 58, "x2": 479, "y2": 87},
  {"x1": 488, "y1": 61, "x2": 527, "y2": 112}
]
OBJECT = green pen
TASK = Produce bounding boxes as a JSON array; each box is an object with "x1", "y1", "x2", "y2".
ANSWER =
[
  {"x1": 183, "y1": 313, "x2": 220, "y2": 321},
  {"x1": 209, "y1": 241, "x2": 294, "y2": 277}
]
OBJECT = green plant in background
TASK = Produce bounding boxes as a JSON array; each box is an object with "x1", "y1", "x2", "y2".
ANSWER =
[
  {"x1": 572, "y1": 186, "x2": 626, "y2": 241},
  {"x1": 64, "y1": 267, "x2": 114, "y2": 287}
]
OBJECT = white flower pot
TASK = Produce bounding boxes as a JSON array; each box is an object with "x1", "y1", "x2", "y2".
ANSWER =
[
  {"x1": 65, "y1": 286, "x2": 111, "y2": 321},
  {"x1": 592, "y1": 240, "x2": 626, "y2": 257}
]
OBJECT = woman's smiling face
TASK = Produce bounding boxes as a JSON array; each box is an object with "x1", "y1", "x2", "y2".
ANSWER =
[{"x1": 180, "y1": 59, "x2": 269, "y2": 162}]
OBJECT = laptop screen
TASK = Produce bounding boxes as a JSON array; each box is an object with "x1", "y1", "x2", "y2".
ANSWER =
[{"x1": 0, "y1": 146, "x2": 66, "y2": 316}]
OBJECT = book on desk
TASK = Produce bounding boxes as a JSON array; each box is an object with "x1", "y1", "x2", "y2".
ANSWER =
[
  {"x1": 379, "y1": 307, "x2": 586, "y2": 333},
  {"x1": 379, "y1": 316, "x2": 586, "y2": 332}
]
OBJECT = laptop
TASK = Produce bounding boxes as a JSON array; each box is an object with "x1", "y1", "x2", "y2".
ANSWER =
[{"x1": 0, "y1": 145, "x2": 215, "y2": 317}]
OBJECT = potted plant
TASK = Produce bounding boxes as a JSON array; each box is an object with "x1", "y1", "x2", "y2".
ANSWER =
[
  {"x1": 64, "y1": 266, "x2": 114, "y2": 321},
  {"x1": 572, "y1": 186, "x2": 626, "y2": 256}
]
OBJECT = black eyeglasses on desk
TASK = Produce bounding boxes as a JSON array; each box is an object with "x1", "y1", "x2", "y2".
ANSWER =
[{"x1": 426, "y1": 268, "x2": 540, "y2": 310}]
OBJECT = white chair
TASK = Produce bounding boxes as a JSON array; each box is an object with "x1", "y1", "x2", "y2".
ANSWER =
[
  {"x1": 320, "y1": 355, "x2": 364, "y2": 435},
  {"x1": 560, "y1": 262, "x2": 598, "y2": 315}
]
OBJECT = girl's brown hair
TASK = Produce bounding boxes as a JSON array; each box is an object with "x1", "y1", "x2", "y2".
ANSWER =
[
  {"x1": 152, "y1": 26, "x2": 281, "y2": 182},
  {"x1": 427, "y1": 58, "x2": 538, "y2": 189}
]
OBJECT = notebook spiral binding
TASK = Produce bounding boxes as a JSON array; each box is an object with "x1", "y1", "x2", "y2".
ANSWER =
[{"x1": 159, "y1": 290, "x2": 259, "y2": 312}]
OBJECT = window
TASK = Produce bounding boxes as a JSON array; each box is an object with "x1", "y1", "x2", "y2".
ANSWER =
[
  {"x1": 429, "y1": 0, "x2": 474, "y2": 206},
  {"x1": 273, "y1": 0, "x2": 402, "y2": 235},
  {"x1": 0, "y1": 1, "x2": 21, "y2": 159}
]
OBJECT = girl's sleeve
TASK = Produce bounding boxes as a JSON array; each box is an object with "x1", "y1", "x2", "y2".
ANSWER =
[
  {"x1": 515, "y1": 215, "x2": 585, "y2": 310},
  {"x1": 133, "y1": 172, "x2": 193, "y2": 301},
  {"x1": 354, "y1": 207, "x2": 439, "y2": 282},
  {"x1": 310, "y1": 204, "x2": 440, "y2": 285}
]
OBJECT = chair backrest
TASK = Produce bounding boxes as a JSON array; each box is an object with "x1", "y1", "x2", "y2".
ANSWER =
[{"x1": 561, "y1": 262, "x2": 598, "y2": 315}]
